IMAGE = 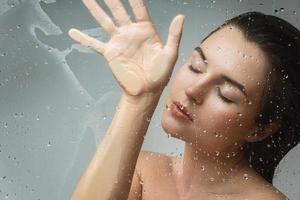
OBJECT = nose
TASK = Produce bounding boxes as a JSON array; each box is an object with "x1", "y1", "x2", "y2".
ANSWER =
[{"x1": 185, "y1": 75, "x2": 212, "y2": 105}]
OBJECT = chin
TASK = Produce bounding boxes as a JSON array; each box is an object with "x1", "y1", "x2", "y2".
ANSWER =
[{"x1": 160, "y1": 114, "x2": 190, "y2": 142}]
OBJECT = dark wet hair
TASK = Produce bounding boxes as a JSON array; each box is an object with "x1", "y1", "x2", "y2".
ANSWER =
[{"x1": 204, "y1": 12, "x2": 300, "y2": 183}]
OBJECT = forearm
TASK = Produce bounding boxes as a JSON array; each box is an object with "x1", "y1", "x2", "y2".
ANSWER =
[{"x1": 70, "y1": 92, "x2": 161, "y2": 200}]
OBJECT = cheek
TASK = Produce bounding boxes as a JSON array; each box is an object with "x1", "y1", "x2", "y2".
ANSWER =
[{"x1": 200, "y1": 106, "x2": 241, "y2": 137}]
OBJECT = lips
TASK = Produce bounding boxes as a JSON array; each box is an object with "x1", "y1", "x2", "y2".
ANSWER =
[{"x1": 172, "y1": 101, "x2": 193, "y2": 122}]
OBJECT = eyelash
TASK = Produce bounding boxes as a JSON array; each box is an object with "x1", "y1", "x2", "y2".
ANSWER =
[{"x1": 188, "y1": 65, "x2": 234, "y2": 104}]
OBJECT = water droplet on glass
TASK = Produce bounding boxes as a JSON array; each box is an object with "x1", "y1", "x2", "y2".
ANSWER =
[
  {"x1": 47, "y1": 141, "x2": 51, "y2": 147},
  {"x1": 201, "y1": 165, "x2": 205, "y2": 171},
  {"x1": 280, "y1": 8, "x2": 284, "y2": 12},
  {"x1": 2, "y1": 176, "x2": 6, "y2": 180},
  {"x1": 4, "y1": 122, "x2": 8, "y2": 128}
]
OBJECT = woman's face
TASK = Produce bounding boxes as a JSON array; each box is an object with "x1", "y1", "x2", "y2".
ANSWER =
[{"x1": 161, "y1": 26, "x2": 270, "y2": 153}]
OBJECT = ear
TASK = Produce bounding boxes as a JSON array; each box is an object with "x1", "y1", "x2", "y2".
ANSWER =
[{"x1": 245, "y1": 122, "x2": 279, "y2": 143}]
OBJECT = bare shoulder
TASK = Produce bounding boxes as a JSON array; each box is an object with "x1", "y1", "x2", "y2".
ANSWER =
[
  {"x1": 245, "y1": 179, "x2": 289, "y2": 200},
  {"x1": 137, "y1": 150, "x2": 171, "y2": 177}
]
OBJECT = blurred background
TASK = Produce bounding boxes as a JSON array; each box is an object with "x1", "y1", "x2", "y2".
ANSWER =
[{"x1": 0, "y1": 0, "x2": 299, "y2": 199}]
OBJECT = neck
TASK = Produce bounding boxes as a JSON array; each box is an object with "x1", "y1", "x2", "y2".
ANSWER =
[{"x1": 173, "y1": 142, "x2": 249, "y2": 194}]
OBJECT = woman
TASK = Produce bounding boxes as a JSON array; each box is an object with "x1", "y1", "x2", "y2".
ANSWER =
[{"x1": 68, "y1": 0, "x2": 299, "y2": 199}]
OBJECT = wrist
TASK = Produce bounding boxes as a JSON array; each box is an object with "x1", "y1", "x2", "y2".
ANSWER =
[{"x1": 121, "y1": 92, "x2": 161, "y2": 106}]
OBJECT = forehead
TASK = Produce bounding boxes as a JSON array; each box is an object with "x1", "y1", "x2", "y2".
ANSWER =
[{"x1": 198, "y1": 26, "x2": 270, "y2": 102}]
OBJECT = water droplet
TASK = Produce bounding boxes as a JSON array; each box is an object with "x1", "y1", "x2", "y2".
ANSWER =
[
  {"x1": 85, "y1": 103, "x2": 90, "y2": 108},
  {"x1": 243, "y1": 173, "x2": 249, "y2": 180},
  {"x1": 201, "y1": 165, "x2": 205, "y2": 171},
  {"x1": 2, "y1": 176, "x2": 6, "y2": 180},
  {"x1": 280, "y1": 8, "x2": 284, "y2": 12},
  {"x1": 210, "y1": 177, "x2": 215, "y2": 182},
  {"x1": 16, "y1": 25, "x2": 21, "y2": 29},
  {"x1": 47, "y1": 141, "x2": 51, "y2": 147},
  {"x1": 293, "y1": 11, "x2": 297, "y2": 15},
  {"x1": 215, "y1": 151, "x2": 220, "y2": 156},
  {"x1": 4, "y1": 122, "x2": 8, "y2": 128}
]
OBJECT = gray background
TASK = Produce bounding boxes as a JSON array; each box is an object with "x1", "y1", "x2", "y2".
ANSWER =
[{"x1": 0, "y1": 0, "x2": 299, "y2": 199}]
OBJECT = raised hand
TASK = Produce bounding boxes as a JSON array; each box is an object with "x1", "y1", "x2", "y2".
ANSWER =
[{"x1": 68, "y1": 0, "x2": 185, "y2": 96}]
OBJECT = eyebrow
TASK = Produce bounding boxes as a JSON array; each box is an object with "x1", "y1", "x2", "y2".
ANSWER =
[{"x1": 193, "y1": 46, "x2": 248, "y2": 99}]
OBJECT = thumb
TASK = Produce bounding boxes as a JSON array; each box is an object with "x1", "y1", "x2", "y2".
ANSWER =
[{"x1": 164, "y1": 14, "x2": 185, "y2": 53}]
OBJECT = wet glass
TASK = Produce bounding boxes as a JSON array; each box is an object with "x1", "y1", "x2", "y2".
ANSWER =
[{"x1": 0, "y1": 0, "x2": 299, "y2": 199}]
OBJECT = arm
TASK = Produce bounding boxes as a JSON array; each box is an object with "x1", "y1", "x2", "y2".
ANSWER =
[
  {"x1": 70, "y1": 92, "x2": 160, "y2": 200},
  {"x1": 68, "y1": 0, "x2": 185, "y2": 199}
]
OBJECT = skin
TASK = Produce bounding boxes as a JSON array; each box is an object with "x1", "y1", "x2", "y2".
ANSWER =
[{"x1": 160, "y1": 26, "x2": 283, "y2": 197}]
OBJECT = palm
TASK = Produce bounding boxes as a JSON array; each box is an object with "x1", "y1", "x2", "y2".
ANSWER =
[{"x1": 69, "y1": 0, "x2": 185, "y2": 96}]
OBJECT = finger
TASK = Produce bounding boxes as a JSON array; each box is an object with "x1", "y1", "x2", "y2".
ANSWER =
[
  {"x1": 164, "y1": 15, "x2": 185, "y2": 53},
  {"x1": 104, "y1": 0, "x2": 132, "y2": 26},
  {"x1": 68, "y1": 28, "x2": 106, "y2": 54},
  {"x1": 128, "y1": 0, "x2": 150, "y2": 22},
  {"x1": 82, "y1": 0, "x2": 117, "y2": 36}
]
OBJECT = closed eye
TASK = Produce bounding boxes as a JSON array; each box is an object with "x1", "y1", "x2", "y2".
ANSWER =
[
  {"x1": 217, "y1": 87, "x2": 234, "y2": 104},
  {"x1": 188, "y1": 64, "x2": 202, "y2": 73}
]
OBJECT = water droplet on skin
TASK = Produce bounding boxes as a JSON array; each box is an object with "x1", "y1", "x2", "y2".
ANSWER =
[
  {"x1": 215, "y1": 151, "x2": 220, "y2": 156},
  {"x1": 243, "y1": 173, "x2": 249, "y2": 180},
  {"x1": 210, "y1": 177, "x2": 215, "y2": 182},
  {"x1": 201, "y1": 165, "x2": 205, "y2": 171}
]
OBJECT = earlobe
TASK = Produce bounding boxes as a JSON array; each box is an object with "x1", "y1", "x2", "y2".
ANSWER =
[{"x1": 245, "y1": 122, "x2": 279, "y2": 143}]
